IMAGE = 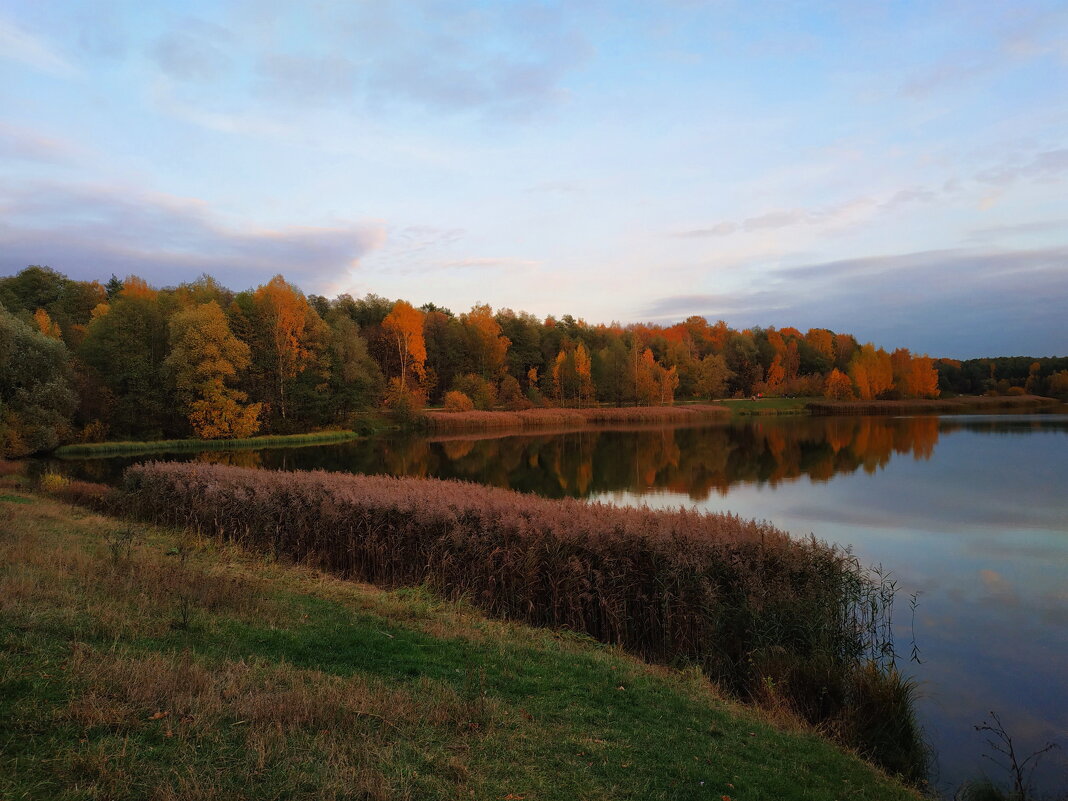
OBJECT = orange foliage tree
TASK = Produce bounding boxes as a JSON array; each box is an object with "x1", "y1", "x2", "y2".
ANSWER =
[
  {"x1": 32, "y1": 308, "x2": 62, "y2": 339},
  {"x1": 824, "y1": 368, "x2": 855, "y2": 400},
  {"x1": 849, "y1": 344, "x2": 894, "y2": 400},
  {"x1": 252, "y1": 275, "x2": 313, "y2": 419},
  {"x1": 382, "y1": 300, "x2": 426, "y2": 392},
  {"x1": 574, "y1": 343, "x2": 595, "y2": 404}
]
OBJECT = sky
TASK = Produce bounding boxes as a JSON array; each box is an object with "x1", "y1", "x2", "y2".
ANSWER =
[{"x1": 1, "y1": 0, "x2": 1065, "y2": 359}]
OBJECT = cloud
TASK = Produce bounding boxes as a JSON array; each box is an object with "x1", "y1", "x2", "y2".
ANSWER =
[
  {"x1": 672, "y1": 186, "x2": 933, "y2": 240},
  {"x1": 966, "y1": 219, "x2": 1068, "y2": 242},
  {"x1": 0, "y1": 182, "x2": 385, "y2": 292},
  {"x1": 975, "y1": 149, "x2": 1068, "y2": 187},
  {"x1": 0, "y1": 15, "x2": 79, "y2": 77},
  {"x1": 642, "y1": 246, "x2": 1068, "y2": 357},
  {"x1": 0, "y1": 124, "x2": 82, "y2": 164},
  {"x1": 742, "y1": 210, "x2": 805, "y2": 231},
  {"x1": 256, "y1": 53, "x2": 357, "y2": 105},
  {"x1": 151, "y1": 21, "x2": 232, "y2": 82},
  {"x1": 674, "y1": 222, "x2": 738, "y2": 238},
  {"x1": 643, "y1": 291, "x2": 786, "y2": 319}
]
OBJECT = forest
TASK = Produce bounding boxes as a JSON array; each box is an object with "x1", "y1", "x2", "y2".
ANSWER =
[{"x1": 1, "y1": 265, "x2": 1066, "y2": 457}]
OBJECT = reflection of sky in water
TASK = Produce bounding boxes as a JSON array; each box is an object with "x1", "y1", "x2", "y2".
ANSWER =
[{"x1": 592, "y1": 423, "x2": 1068, "y2": 795}]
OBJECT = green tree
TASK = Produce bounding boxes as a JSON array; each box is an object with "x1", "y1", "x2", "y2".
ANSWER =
[
  {"x1": 322, "y1": 311, "x2": 383, "y2": 420},
  {"x1": 78, "y1": 285, "x2": 173, "y2": 438},
  {"x1": 0, "y1": 304, "x2": 76, "y2": 456}
]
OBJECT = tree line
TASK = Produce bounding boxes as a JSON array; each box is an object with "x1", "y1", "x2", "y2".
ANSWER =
[{"x1": 1, "y1": 265, "x2": 1063, "y2": 456}]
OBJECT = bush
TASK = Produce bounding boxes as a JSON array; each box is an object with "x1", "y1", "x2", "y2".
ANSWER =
[
  {"x1": 451, "y1": 374, "x2": 497, "y2": 411},
  {"x1": 443, "y1": 391, "x2": 474, "y2": 412}
]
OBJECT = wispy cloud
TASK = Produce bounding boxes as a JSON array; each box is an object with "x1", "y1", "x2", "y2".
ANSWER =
[
  {"x1": 151, "y1": 20, "x2": 233, "y2": 83},
  {"x1": 0, "y1": 15, "x2": 79, "y2": 77},
  {"x1": 0, "y1": 124, "x2": 83, "y2": 164},
  {"x1": 975, "y1": 149, "x2": 1068, "y2": 187},
  {"x1": 0, "y1": 182, "x2": 385, "y2": 291}
]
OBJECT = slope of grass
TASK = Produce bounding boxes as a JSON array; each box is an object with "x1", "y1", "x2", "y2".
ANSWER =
[{"x1": 0, "y1": 488, "x2": 920, "y2": 801}]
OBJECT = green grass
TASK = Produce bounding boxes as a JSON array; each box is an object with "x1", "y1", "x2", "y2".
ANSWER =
[
  {"x1": 54, "y1": 429, "x2": 361, "y2": 459},
  {"x1": 0, "y1": 493, "x2": 921, "y2": 800},
  {"x1": 718, "y1": 397, "x2": 817, "y2": 416}
]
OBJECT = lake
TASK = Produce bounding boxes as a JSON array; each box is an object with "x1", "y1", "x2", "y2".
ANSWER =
[{"x1": 50, "y1": 412, "x2": 1068, "y2": 795}]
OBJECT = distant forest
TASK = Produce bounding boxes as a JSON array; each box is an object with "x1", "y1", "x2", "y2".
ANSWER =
[{"x1": 2, "y1": 266, "x2": 1066, "y2": 457}]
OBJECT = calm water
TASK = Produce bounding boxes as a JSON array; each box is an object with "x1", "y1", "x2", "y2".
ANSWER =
[{"x1": 51, "y1": 413, "x2": 1068, "y2": 794}]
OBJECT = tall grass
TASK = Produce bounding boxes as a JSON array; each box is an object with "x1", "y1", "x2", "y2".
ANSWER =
[
  {"x1": 808, "y1": 395, "x2": 1058, "y2": 416},
  {"x1": 120, "y1": 461, "x2": 925, "y2": 779},
  {"x1": 424, "y1": 404, "x2": 729, "y2": 433},
  {"x1": 55, "y1": 430, "x2": 360, "y2": 458}
]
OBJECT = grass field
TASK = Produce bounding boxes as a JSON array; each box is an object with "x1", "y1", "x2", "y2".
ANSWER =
[{"x1": 0, "y1": 483, "x2": 919, "y2": 801}]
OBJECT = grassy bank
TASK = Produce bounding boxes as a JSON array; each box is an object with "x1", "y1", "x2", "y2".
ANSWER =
[
  {"x1": 0, "y1": 482, "x2": 920, "y2": 800},
  {"x1": 807, "y1": 395, "x2": 1059, "y2": 415},
  {"x1": 718, "y1": 397, "x2": 816, "y2": 416},
  {"x1": 423, "y1": 404, "x2": 730, "y2": 433},
  {"x1": 54, "y1": 429, "x2": 362, "y2": 459},
  {"x1": 118, "y1": 461, "x2": 927, "y2": 780}
]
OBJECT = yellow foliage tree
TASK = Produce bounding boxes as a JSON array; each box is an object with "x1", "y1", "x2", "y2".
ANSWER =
[
  {"x1": 461, "y1": 304, "x2": 510, "y2": 377},
  {"x1": 165, "y1": 302, "x2": 261, "y2": 439}
]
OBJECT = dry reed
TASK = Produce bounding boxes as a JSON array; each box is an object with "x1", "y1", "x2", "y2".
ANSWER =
[
  {"x1": 121, "y1": 462, "x2": 896, "y2": 716},
  {"x1": 808, "y1": 395, "x2": 1057, "y2": 416},
  {"x1": 425, "y1": 404, "x2": 729, "y2": 433}
]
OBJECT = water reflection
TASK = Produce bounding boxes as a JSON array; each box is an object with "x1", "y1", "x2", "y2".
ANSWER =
[{"x1": 53, "y1": 414, "x2": 1068, "y2": 501}]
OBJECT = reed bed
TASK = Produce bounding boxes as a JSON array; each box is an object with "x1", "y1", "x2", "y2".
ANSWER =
[
  {"x1": 424, "y1": 404, "x2": 729, "y2": 433},
  {"x1": 55, "y1": 430, "x2": 360, "y2": 458},
  {"x1": 120, "y1": 461, "x2": 923, "y2": 777},
  {"x1": 808, "y1": 395, "x2": 1058, "y2": 416}
]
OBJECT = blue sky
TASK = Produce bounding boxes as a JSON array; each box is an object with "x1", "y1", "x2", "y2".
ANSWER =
[{"x1": 1, "y1": 0, "x2": 1065, "y2": 358}]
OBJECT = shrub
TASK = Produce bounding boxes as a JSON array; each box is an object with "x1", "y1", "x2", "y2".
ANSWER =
[
  {"x1": 443, "y1": 391, "x2": 474, "y2": 412},
  {"x1": 39, "y1": 471, "x2": 69, "y2": 493},
  {"x1": 451, "y1": 374, "x2": 497, "y2": 411}
]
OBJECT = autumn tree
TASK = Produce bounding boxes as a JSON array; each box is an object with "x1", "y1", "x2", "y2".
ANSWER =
[
  {"x1": 694, "y1": 354, "x2": 733, "y2": 399},
  {"x1": 251, "y1": 276, "x2": 315, "y2": 420},
  {"x1": 574, "y1": 343, "x2": 595, "y2": 404},
  {"x1": 634, "y1": 348, "x2": 677, "y2": 405},
  {"x1": 165, "y1": 302, "x2": 261, "y2": 439},
  {"x1": 891, "y1": 348, "x2": 940, "y2": 399},
  {"x1": 824, "y1": 368, "x2": 855, "y2": 400},
  {"x1": 382, "y1": 300, "x2": 426, "y2": 392},
  {"x1": 33, "y1": 308, "x2": 62, "y2": 339},
  {"x1": 461, "y1": 303, "x2": 511, "y2": 378},
  {"x1": 849, "y1": 344, "x2": 894, "y2": 400}
]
